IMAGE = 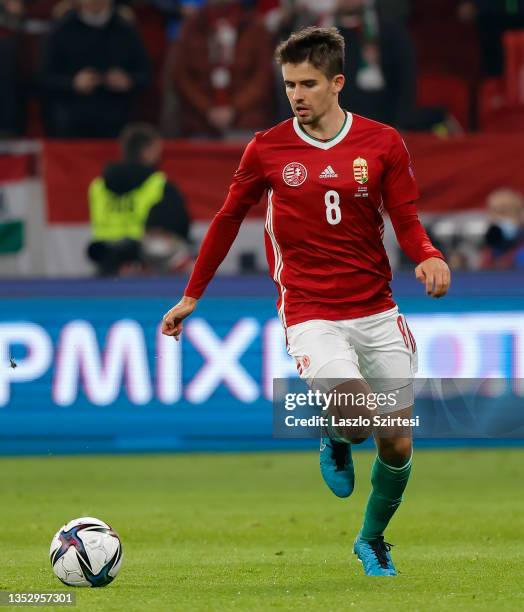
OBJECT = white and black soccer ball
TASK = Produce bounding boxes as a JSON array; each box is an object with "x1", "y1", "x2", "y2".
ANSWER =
[{"x1": 49, "y1": 517, "x2": 123, "y2": 587}]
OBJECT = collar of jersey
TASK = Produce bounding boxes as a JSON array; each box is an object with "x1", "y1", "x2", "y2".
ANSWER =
[{"x1": 293, "y1": 111, "x2": 353, "y2": 150}]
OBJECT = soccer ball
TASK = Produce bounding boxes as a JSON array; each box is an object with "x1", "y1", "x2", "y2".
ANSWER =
[{"x1": 49, "y1": 517, "x2": 123, "y2": 587}]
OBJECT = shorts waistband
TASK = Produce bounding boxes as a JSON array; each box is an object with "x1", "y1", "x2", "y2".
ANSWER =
[{"x1": 339, "y1": 305, "x2": 399, "y2": 324}]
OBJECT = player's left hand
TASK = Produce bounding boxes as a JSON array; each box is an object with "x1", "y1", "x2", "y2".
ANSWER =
[{"x1": 415, "y1": 257, "x2": 451, "y2": 298}]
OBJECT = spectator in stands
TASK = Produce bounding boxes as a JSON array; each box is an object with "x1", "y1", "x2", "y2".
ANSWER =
[
  {"x1": 335, "y1": 0, "x2": 449, "y2": 130},
  {"x1": 459, "y1": 0, "x2": 524, "y2": 76},
  {"x1": 87, "y1": 123, "x2": 192, "y2": 276},
  {"x1": 271, "y1": 1, "x2": 337, "y2": 122},
  {"x1": 39, "y1": 0, "x2": 150, "y2": 138},
  {"x1": 170, "y1": 0, "x2": 274, "y2": 138},
  {"x1": 150, "y1": 0, "x2": 204, "y2": 41},
  {"x1": 334, "y1": 0, "x2": 412, "y2": 128},
  {"x1": 377, "y1": 0, "x2": 410, "y2": 21},
  {"x1": 481, "y1": 188, "x2": 524, "y2": 269},
  {"x1": 267, "y1": 0, "x2": 336, "y2": 37},
  {"x1": 0, "y1": 0, "x2": 26, "y2": 136}
]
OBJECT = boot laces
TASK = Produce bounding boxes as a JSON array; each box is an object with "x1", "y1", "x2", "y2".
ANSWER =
[
  {"x1": 329, "y1": 439, "x2": 348, "y2": 471},
  {"x1": 369, "y1": 536, "x2": 394, "y2": 569}
]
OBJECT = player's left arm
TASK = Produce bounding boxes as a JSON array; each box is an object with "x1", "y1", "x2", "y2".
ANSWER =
[
  {"x1": 389, "y1": 204, "x2": 451, "y2": 297},
  {"x1": 382, "y1": 129, "x2": 451, "y2": 298}
]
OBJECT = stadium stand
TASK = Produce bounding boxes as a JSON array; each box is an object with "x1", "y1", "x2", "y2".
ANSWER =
[{"x1": 1, "y1": 0, "x2": 524, "y2": 276}]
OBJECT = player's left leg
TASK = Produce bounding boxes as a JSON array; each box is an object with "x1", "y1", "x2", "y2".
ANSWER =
[
  {"x1": 348, "y1": 307, "x2": 417, "y2": 576},
  {"x1": 353, "y1": 423, "x2": 412, "y2": 576}
]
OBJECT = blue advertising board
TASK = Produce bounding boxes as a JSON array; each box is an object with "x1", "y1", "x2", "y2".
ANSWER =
[{"x1": 1, "y1": 273, "x2": 523, "y2": 454}]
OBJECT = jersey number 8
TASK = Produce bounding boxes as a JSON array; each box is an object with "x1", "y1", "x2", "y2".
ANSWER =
[{"x1": 324, "y1": 190, "x2": 341, "y2": 226}]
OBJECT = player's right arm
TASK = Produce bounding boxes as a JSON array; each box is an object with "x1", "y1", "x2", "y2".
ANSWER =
[{"x1": 161, "y1": 138, "x2": 267, "y2": 339}]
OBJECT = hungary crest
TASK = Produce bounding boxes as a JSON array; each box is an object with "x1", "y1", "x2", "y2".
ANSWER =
[{"x1": 353, "y1": 157, "x2": 369, "y2": 185}]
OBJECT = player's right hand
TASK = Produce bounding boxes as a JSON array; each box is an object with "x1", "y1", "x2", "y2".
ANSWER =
[{"x1": 161, "y1": 296, "x2": 198, "y2": 341}]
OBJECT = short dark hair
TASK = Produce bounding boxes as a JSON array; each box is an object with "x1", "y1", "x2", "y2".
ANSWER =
[
  {"x1": 120, "y1": 123, "x2": 160, "y2": 163},
  {"x1": 275, "y1": 27, "x2": 345, "y2": 79}
]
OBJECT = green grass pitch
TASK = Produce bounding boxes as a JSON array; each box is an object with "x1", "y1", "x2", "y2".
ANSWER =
[{"x1": 1, "y1": 449, "x2": 523, "y2": 611}]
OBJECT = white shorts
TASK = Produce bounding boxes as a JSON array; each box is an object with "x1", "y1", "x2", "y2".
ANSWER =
[{"x1": 286, "y1": 306, "x2": 418, "y2": 414}]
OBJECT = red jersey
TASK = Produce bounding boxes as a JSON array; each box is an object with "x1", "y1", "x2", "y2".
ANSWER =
[{"x1": 185, "y1": 112, "x2": 443, "y2": 328}]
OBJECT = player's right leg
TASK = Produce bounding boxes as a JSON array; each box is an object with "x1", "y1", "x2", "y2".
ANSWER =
[
  {"x1": 286, "y1": 320, "x2": 366, "y2": 498},
  {"x1": 353, "y1": 428, "x2": 412, "y2": 576},
  {"x1": 319, "y1": 434, "x2": 354, "y2": 498}
]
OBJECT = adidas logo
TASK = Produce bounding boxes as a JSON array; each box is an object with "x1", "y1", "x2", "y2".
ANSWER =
[{"x1": 319, "y1": 165, "x2": 338, "y2": 178}]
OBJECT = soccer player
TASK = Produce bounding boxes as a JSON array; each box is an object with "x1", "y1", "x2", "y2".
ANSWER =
[{"x1": 161, "y1": 27, "x2": 450, "y2": 576}]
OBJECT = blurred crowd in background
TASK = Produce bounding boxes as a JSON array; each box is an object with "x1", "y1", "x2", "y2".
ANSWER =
[
  {"x1": 2, "y1": 0, "x2": 524, "y2": 138},
  {"x1": 1, "y1": 0, "x2": 524, "y2": 275}
]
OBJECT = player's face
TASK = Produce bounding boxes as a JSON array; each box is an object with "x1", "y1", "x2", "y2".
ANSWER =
[{"x1": 282, "y1": 61, "x2": 344, "y2": 126}]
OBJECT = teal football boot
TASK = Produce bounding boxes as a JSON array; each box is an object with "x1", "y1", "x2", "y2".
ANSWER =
[
  {"x1": 353, "y1": 534, "x2": 397, "y2": 576},
  {"x1": 319, "y1": 436, "x2": 354, "y2": 498}
]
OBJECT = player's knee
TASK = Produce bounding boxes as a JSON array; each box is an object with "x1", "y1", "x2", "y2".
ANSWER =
[{"x1": 377, "y1": 437, "x2": 412, "y2": 467}]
